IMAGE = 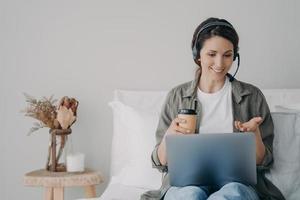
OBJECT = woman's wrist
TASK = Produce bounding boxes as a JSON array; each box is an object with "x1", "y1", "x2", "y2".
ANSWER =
[
  {"x1": 158, "y1": 138, "x2": 167, "y2": 166},
  {"x1": 254, "y1": 128, "x2": 266, "y2": 164}
]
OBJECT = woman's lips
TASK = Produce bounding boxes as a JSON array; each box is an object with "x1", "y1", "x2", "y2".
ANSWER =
[{"x1": 211, "y1": 67, "x2": 225, "y2": 73}]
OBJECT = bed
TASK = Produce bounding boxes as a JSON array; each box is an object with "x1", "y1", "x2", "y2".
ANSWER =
[{"x1": 78, "y1": 89, "x2": 300, "y2": 200}]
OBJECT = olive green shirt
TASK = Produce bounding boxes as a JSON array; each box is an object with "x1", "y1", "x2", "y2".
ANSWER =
[{"x1": 141, "y1": 76, "x2": 285, "y2": 200}]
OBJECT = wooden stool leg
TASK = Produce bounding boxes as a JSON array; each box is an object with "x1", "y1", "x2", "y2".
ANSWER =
[
  {"x1": 44, "y1": 187, "x2": 53, "y2": 200},
  {"x1": 53, "y1": 187, "x2": 64, "y2": 200},
  {"x1": 84, "y1": 185, "x2": 96, "y2": 198}
]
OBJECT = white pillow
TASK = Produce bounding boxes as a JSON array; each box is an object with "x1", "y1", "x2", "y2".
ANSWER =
[
  {"x1": 265, "y1": 112, "x2": 300, "y2": 199},
  {"x1": 108, "y1": 101, "x2": 162, "y2": 189}
]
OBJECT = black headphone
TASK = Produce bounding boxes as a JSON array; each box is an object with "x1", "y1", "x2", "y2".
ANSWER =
[{"x1": 192, "y1": 21, "x2": 240, "y2": 82}]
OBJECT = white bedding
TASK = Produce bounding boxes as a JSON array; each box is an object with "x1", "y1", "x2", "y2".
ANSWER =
[
  {"x1": 77, "y1": 178, "x2": 149, "y2": 200},
  {"x1": 98, "y1": 180, "x2": 149, "y2": 200}
]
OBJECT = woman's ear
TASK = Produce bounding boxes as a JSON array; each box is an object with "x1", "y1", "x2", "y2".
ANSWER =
[
  {"x1": 195, "y1": 59, "x2": 201, "y2": 67},
  {"x1": 197, "y1": 54, "x2": 201, "y2": 61}
]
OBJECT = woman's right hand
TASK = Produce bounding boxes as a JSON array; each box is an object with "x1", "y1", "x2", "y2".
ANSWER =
[
  {"x1": 165, "y1": 117, "x2": 192, "y2": 136},
  {"x1": 158, "y1": 118, "x2": 193, "y2": 165}
]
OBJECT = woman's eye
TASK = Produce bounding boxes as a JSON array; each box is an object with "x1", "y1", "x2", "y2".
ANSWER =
[
  {"x1": 208, "y1": 54, "x2": 215, "y2": 57},
  {"x1": 224, "y1": 54, "x2": 233, "y2": 58}
]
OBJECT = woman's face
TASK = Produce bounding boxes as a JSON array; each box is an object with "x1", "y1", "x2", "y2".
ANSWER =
[{"x1": 198, "y1": 36, "x2": 234, "y2": 81}]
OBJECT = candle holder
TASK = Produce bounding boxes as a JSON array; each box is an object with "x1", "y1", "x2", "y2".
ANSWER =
[{"x1": 66, "y1": 152, "x2": 85, "y2": 172}]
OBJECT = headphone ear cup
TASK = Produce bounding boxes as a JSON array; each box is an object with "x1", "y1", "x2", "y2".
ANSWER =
[{"x1": 192, "y1": 46, "x2": 198, "y2": 60}]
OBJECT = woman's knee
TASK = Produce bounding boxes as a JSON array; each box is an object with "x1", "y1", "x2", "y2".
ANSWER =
[
  {"x1": 208, "y1": 182, "x2": 258, "y2": 200},
  {"x1": 164, "y1": 186, "x2": 208, "y2": 200},
  {"x1": 221, "y1": 182, "x2": 247, "y2": 191}
]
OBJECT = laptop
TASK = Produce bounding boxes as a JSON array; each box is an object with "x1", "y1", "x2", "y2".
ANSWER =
[{"x1": 165, "y1": 133, "x2": 257, "y2": 187}]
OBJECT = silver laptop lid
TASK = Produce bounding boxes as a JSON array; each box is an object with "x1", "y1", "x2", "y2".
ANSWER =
[{"x1": 165, "y1": 133, "x2": 257, "y2": 187}]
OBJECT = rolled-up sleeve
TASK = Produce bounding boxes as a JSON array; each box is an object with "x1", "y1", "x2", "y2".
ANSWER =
[
  {"x1": 151, "y1": 90, "x2": 176, "y2": 173},
  {"x1": 255, "y1": 89, "x2": 274, "y2": 171}
]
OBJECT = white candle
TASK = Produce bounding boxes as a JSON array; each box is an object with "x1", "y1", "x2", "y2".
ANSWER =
[{"x1": 66, "y1": 153, "x2": 85, "y2": 172}]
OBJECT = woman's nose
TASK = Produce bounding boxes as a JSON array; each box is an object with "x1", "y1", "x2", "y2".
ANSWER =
[{"x1": 214, "y1": 56, "x2": 224, "y2": 67}]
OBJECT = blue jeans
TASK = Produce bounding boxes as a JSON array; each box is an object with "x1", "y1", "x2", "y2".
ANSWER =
[{"x1": 164, "y1": 182, "x2": 259, "y2": 200}]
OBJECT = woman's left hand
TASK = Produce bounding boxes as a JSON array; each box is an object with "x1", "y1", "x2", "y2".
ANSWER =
[
  {"x1": 235, "y1": 117, "x2": 266, "y2": 164},
  {"x1": 234, "y1": 117, "x2": 263, "y2": 134}
]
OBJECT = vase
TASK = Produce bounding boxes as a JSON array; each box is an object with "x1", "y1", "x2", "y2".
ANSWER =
[{"x1": 46, "y1": 128, "x2": 72, "y2": 172}]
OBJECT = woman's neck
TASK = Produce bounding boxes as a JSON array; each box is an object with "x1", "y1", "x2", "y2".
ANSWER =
[{"x1": 198, "y1": 76, "x2": 226, "y2": 93}]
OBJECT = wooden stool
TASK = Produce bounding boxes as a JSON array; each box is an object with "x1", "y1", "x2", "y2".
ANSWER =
[{"x1": 23, "y1": 169, "x2": 103, "y2": 200}]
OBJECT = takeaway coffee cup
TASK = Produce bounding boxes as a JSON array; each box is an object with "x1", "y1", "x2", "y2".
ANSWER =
[{"x1": 178, "y1": 109, "x2": 197, "y2": 133}]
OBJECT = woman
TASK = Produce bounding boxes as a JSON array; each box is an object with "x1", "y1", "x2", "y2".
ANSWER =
[{"x1": 141, "y1": 17, "x2": 285, "y2": 200}]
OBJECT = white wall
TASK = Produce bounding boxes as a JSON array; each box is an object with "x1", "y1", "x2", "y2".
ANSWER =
[{"x1": 1, "y1": 0, "x2": 300, "y2": 199}]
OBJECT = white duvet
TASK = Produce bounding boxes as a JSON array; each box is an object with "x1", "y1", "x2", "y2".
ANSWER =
[
  {"x1": 98, "y1": 183, "x2": 148, "y2": 200},
  {"x1": 77, "y1": 178, "x2": 149, "y2": 200}
]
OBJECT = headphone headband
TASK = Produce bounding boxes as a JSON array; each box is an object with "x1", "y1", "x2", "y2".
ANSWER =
[{"x1": 197, "y1": 21, "x2": 234, "y2": 35}]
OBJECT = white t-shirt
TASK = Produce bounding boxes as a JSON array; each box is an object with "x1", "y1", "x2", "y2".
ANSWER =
[{"x1": 197, "y1": 77, "x2": 233, "y2": 134}]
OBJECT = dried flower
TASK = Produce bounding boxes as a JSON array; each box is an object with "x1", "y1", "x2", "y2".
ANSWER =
[
  {"x1": 22, "y1": 93, "x2": 79, "y2": 135},
  {"x1": 56, "y1": 106, "x2": 76, "y2": 129}
]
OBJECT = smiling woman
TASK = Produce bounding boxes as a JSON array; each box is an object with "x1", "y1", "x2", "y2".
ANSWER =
[
  {"x1": 141, "y1": 17, "x2": 285, "y2": 200},
  {"x1": 191, "y1": 18, "x2": 239, "y2": 93},
  {"x1": 198, "y1": 36, "x2": 234, "y2": 93}
]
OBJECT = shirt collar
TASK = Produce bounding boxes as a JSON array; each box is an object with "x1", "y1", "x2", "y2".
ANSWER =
[
  {"x1": 231, "y1": 79, "x2": 252, "y2": 103},
  {"x1": 182, "y1": 73, "x2": 252, "y2": 104},
  {"x1": 182, "y1": 76, "x2": 199, "y2": 98}
]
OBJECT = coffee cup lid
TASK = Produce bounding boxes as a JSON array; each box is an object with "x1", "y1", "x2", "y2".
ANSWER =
[{"x1": 178, "y1": 109, "x2": 197, "y2": 115}]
